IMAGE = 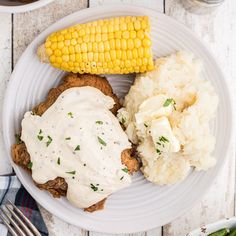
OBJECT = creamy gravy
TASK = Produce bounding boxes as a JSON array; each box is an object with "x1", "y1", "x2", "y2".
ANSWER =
[{"x1": 21, "y1": 86, "x2": 131, "y2": 208}]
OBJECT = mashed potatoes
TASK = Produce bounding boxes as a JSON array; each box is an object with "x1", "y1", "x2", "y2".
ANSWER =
[{"x1": 118, "y1": 51, "x2": 218, "y2": 185}]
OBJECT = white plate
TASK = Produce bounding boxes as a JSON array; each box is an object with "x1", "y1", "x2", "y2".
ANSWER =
[
  {"x1": 2, "y1": 5, "x2": 233, "y2": 234},
  {"x1": 0, "y1": 0, "x2": 54, "y2": 13},
  {"x1": 189, "y1": 217, "x2": 236, "y2": 235}
]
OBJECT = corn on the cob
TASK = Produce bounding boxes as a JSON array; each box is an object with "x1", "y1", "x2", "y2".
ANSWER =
[{"x1": 37, "y1": 16, "x2": 154, "y2": 74}]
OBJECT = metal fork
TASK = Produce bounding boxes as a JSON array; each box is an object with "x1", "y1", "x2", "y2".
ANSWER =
[{"x1": 0, "y1": 200, "x2": 41, "y2": 236}]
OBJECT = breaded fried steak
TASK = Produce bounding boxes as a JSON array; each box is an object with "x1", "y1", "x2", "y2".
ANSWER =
[{"x1": 12, "y1": 74, "x2": 139, "y2": 212}]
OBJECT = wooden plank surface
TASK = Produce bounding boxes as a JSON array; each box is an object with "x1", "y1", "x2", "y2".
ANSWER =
[
  {"x1": 0, "y1": 13, "x2": 12, "y2": 175},
  {"x1": 163, "y1": 0, "x2": 236, "y2": 235}
]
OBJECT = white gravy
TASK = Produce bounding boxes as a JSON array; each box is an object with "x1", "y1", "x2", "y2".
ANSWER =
[{"x1": 21, "y1": 86, "x2": 132, "y2": 208}]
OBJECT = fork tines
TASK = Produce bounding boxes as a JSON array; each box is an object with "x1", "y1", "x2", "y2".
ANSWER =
[{"x1": 0, "y1": 200, "x2": 41, "y2": 236}]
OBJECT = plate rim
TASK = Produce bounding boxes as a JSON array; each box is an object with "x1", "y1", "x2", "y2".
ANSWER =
[{"x1": 2, "y1": 4, "x2": 234, "y2": 233}]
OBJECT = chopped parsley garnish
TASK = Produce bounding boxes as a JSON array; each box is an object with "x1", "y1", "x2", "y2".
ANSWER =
[
  {"x1": 67, "y1": 112, "x2": 74, "y2": 118},
  {"x1": 30, "y1": 111, "x2": 36, "y2": 115},
  {"x1": 90, "y1": 183, "x2": 98, "y2": 192},
  {"x1": 66, "y1": 170, "x2": 76, "y2": 175},
  {"x1": 156, "y1": 149, "x2": 162, "y2": 155},
  {"x1": 46, "y1": 136, "x2": 53, "y2": 147},
  {"x1": 163, "y1": 98, "x2": 176, "y2": 109},
  {"x1": 144, "y1": 123, "x2": 148, "y2": 127},
  {"x1": 98, "y1": 136, "x2": 107, "y2": 146},
  {"x1": 83, "y1": 164, "x2": 86, "y2": 166},
  {"x1": 122, "y1": 167, "x2": 129, "y2": 173},
  {"x1": 120, "y1": 176, "x2": 124, "y2": 180},
  {"x1": 74, "y1": 145, "x2": 80, "y2": 151},
  {"x1": 101, "y1": 189, "x2": 104, "y2": 191},
  {"x1": 156, "y1": 141, "x2": 161, "y2": 146},
  {"x1": 37, "y1": 135, "x2": 43, "y2": 141},
  {"x1": 27, "y1": 161, "x2": 33, "y2": 169},
  {"x1": 37, "y1": 129, "x2": 44, "y2": 141},
  {"x1": 159, "y1": 136, "x2": 169, "y2": 143},
  {"x1": 95, "y1": 121, "x2": 103, "y2": 125},
  {"x1": 121, "y1": 117, "x2": 126, "y2": 125},
  {"x1": 65, "y1": 137, "x2": 71, "y2": 140},
  {"x1": 57, "y1": 157, "x2": 60, "y2": 165},
  {"x1": 15, "y1": 134, "x2": 22, "y2": 144}
]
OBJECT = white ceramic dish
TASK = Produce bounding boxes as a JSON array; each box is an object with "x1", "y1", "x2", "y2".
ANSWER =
[
  {"x1": 2, "y1": 5, "x2": 233, "y2": 234},
  {"x1": 0, "y1": 0, "x2": 54, "y2": 13},
  {"x1": 189, "y1": 217, "x2": 236, "y2": 235}
]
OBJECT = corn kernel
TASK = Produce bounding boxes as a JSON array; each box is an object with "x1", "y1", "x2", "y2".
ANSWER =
[
  {"x1": 143, "y1": 58, "x2": 148, "y2": 65},
  {"x1": 114, "y1": 31, "x2": 122, "y2": 39},
  {"x1": 65, "y1": 33, "x2": 72, "y2": 40},
  {"x1": 104, "y1": 41, "x2": 110, "y2": 51},
  {"x1": 122, "y1": 31, "x2": 129, "y2": 39},
  {"x1": 108, "y1": 32, "x2": 114, "y2": 39},
  {"x1": 50, "y1": 55, "x2": 56, "y2": 63},
  {"x1": 68, "y1": 46, "x2": 75, "y2": 54},
  {"x1": 51, "y1": 42, "x2": 57, "y2": 50},
  {"x1": 142, "y1": 38, "x2": 151, "y2": 47},
  {"x1": 45, "y1": 41, "x2": 51, "y2": 48},
  {"x1": 62, "y1": 55, "x2": 69, "y2": 62},
  {"x1": 133, "y1": 49, "x2": 138, "y2": 59},
  {"x1": 60, "y1": 30, "x2": 67, "y2": 35},
  {"x1": 82, "y1": 53, "x2": 88, "y2": 62},
  {"x1": 75, "y1": 45, "x2": 81, "y2": 53},
  {"x1": 134, "y1": 20, "x2": 141, "y2": 30},
  {"x1": 75, "y1": 54, "x2": 81, "y2": 61},
  {"x1": 137, "y1": 58, "x2": 142, "y2": 66},
  {"x1": 114, "y1": 24, "x2": 119, "y2": 32},
  {"x1": 68, "y1": 61, "x2": 74, "y2": 67},
  {"x1": 101, "y1": 25, "x2": 108, "y2": 33},
  {"x1": 141, "y1": 20, "x2": 147, "y2": 29},
  {"x1": 87, "y1": 52, "x2": 93, "y2": 61},
  {"x1": 121, "y1": 39, "x2": 127, "y2": 50},
  {"x1": 90, "y1": 26, "x2": 96, "y2": 34},
  {"x1": 79, "y1": 29, "x2": 85, "y2": 36},
  {"x1": 62, "y1": 47, "x2": 69, "y2": 55},
  {"x1": 98, "y1": 53, "x2": 104, "y2": 62},
  {"x1": 127, "y1": 39, "x2": 134, "y2": 50},
  {"x1": 46, "y1": 48, "x2": 53, "y2": 56},
  {"x1": 114, "y1": 59, "x2": 120, "y2": 66},
  {"x1": 130, "y1": 31, "x2": 136, "y2": 39},
  {"x1": 101, "y1": 34, "x2": 108, "y2": 41},
  {"x1": 61, "y1": 62, "x2": 68, "y2": 68},
  {"x1": 131, "y1": 59, "x2": 137, "y2": 66},
  {"x1": 65, "y1": 40, "x2": 70, "y2": 46},
  {"x1": 90, "y1": 34, "x2": 95, "y2": 42},
  {"x1": 127, "y1": 22, "x2": 134, "y2": 30},
  {"x1": 115, "y1": 39, "x2": 121, "y2": 49},
  {"x1": 54, "y1": 49, "x2": 62, "y2": 57},
  {"x1": 105, "y1": 52, "x2": 111, "y2": 62},
  {"x1": 134, "y1": 38, "x2": 142, "y2": 48},
  {"x1": 83, "y1": 35, "x2": 90, "y2": 43},
  {"x1": 110, "y1": 39, "x2": 115, "y2": 50},
  {"x1": 72, "y1": 31, "x2": 79, "y2": 39},
  {"x1": 137, "y1": 30, "x2": 144, "y2": 39},
  {"x1": 85, "y1": 27, "x2": 90, "y2": 35},
  {"x1": 70, "y1": 54, "x2": 76, "y2": 62},
  {"x1": 94, "y1": 52, "x2": 99, "y2": 62},
  {"x1": 127, "y1": 50, "x2": 132, "y2": 59},
  {"x1": 96, "y1": 26, "x2": 102, "y2": 34},
  {"x1": 50, "y1": 35, "x2": 57, "y2": 42},
  {"x1": 56, "y1": 57, "x2": 62, "y2": 64},
  {"x1": 138, "y1": 47, "x2": 144, "y2": 57},
  {"x1": 81, "y1": 43, "x2": 87, "y2": 53},
  {"x1": 98, "y1": 42, "x2": 104, "y2": 52},
  {"x1": 110, "y1": 50, "x2": 116, "y2": 60},
  {"x1": 116, "y1": 50, "x2": 122, "y2": 59},
  {"x1": 96, "y1": 34, "x2": 102, "y2": 42},
  {"x1": 71, "y1": 39, "x2": 77, "y2": 45},
  {"x1": 144, "y1": 48, "x2": 151, "y2": 57},
  {"x1": 108, "y1": 25, "x2": 114, "y2": 33},
  {"x1": 120, "y1": 24, "x2": 127, "y2": 31},
  {"x1": 121, "y1": 51, "x2": 127, "y2": 60},
  {"x1": 93, "y1": 42, "x2": 98, "y2": 52},
  {"x1": 87, "y1": 42, "x2": 93, "y2": 52},
  {"x1": 108, "y1": 61, "x2": 113, "y2": 68},
  {"x1": 58, "y1": 41, "x2": 64, "y2": 49}
]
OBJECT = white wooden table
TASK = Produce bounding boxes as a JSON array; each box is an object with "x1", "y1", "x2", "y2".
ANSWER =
[{"x1": 0, "y1": 0, "x2": 235, "y2": 235}]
